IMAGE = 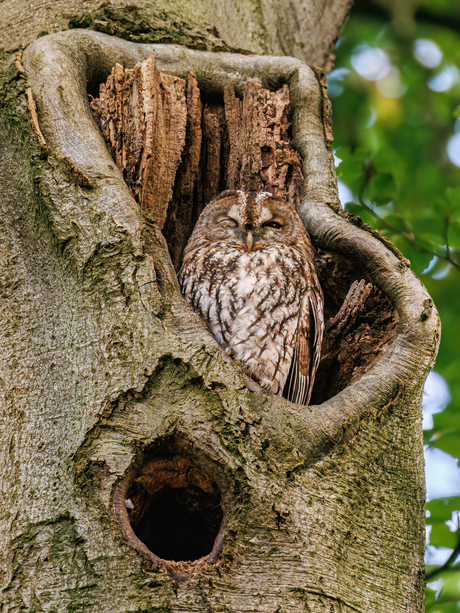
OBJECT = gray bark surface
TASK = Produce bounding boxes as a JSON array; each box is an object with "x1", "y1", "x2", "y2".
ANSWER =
[
  {"x1": 0, "y1": 4, "x2": 438, "y2": 613},
  {"x1": 0, "y1": 0, "x2": 352, "y2": 71}
]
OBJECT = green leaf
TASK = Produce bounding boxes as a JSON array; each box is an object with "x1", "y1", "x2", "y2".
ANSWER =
[
  {"x1": 430, "y1": 431, "x2": 460, "y2": 461},
  {"x1": 382, "y1": 214, "x2": 413, "y2": 233},
  {"x1": 425, "y1": 584, "x2": 437, "y2": 605},
  {"x1": 427, "y1": 601, "x2": 460, "y2": 613},
  {"x1": 427, "y1": 497, "x2": 460, "y2": 524},
  {"x1": 368, "y1": 172, "x2": 398, "y2": 204},
  {"x1": 335, "y1": 146, "x2": 370, "y2": 195},
  {"x1": 345, "y1": 202, "x2": 376, "y2": 225},
  {"x1": 433, "y1": 570, "x2": 460, "y2": 600},
  {"x1": 429, "y1": 523, "x2": 459, "y2": 549},
  {"x1": 447, "y1": 221, "x2": 460, "y2": 250},
  {"x1": 415, "y1": 236, "x2": 447, "y2": 258}
]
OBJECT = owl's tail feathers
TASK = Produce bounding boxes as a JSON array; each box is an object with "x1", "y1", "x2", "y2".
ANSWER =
[
  {"x1": 284, "y1": 338, "x2": 310, "y2": 406},
  {"x1": 283, "y1": 289, "x2": 324, "y2": 406}
]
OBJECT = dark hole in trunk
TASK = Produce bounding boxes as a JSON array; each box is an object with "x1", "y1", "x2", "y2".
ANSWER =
[
  {"x1": 124, "y1": 454, "x2": 226, "y2": 564},
  {"x1": 131, "y1": 485, "x2": 223, "y2": 561}
]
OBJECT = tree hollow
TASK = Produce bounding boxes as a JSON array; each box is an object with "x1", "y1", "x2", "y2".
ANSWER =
[{"x1": 91, "y1": 55, "x2": 398, "y2": 404}]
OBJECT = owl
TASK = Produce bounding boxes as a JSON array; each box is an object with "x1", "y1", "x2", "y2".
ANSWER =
[{"x1": 178, "y1": 190, "x2": 324, "y2": 405}]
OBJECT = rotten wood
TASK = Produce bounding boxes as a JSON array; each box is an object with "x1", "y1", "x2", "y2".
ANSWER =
[
  {"x1": 162, "y1": 74, "x2": 203, "y2": 270},
  {"x1": 91, "y1": 56, "x2": 189, "y2": 229},
  {"x1": 311, "y1": 250, "x2": 398, "y2": 404},
  {"x1": 91, "y1": 64, "x2": 303, "y2": 268},
  {"x1": 195, "y1": 103, "x2": 227, "y2": 223},
  {"x1": 223, "y1": 79, "x2": 303, "y2": 207}
]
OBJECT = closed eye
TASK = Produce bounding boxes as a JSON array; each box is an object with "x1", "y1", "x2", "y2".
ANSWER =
[
  {"x1": 264, "y1": 221, "x2": 282, "y2": 229},
  {"x1": 218, "y1": 217, "x2": 238, "y2": 228}
]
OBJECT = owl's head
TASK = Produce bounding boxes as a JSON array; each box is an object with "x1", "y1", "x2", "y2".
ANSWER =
[{"x1": 183, "y1": 190, "x2": 313, "y2": 256}]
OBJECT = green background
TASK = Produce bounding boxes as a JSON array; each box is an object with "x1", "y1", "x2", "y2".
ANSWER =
[{"x1": 332, "y1": 1, "x2": 460, "y2": 609}]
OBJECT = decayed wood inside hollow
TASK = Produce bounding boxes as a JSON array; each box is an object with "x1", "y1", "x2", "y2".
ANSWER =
[
  {"x1": 91, "y1": 56, "x2": 398, "y2": 402},
  {"x1": 90, "y1": 55, "x2": 303, "y2": 269}
]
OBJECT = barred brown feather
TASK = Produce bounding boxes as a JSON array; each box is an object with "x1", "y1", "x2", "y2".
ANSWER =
[{"x1": 178, "y1": 190, "x2": 323, "y2": 405}]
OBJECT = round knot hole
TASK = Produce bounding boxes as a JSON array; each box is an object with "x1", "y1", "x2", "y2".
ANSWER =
[
  {"x1": 127, "y1": 456, "x2": 223, "y2": 562},
  {"x1": 113, "y1": 448, "x2": 230, "y2": 581}
]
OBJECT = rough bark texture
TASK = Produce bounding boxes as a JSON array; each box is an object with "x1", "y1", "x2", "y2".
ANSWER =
[
  {"x1": 0, "y1": 0, "x2": 353, "y2": 72},
  {"x1": 0, "y1": 7, "x2": 438, "y2": 613}
]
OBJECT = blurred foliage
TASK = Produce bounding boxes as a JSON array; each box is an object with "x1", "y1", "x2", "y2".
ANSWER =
[{"x1": 331, "y1": 0, "x2": 460, "y2": 609}]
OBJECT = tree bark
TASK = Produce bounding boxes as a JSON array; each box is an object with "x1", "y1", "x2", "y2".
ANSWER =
[
  {"x1": 0, "y1": 3, "x2": 438, "y2": 612},
  {"x1": 0, "y1": 0, "x2": 352, "y2": 71}
]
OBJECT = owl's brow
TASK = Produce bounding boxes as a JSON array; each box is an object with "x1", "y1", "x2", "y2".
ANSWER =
[
  {"x1": 245, "y1": 192, "x2": 281, "y2": 226},
  {"x1": 226, "y1": 205, "x2": 240, "y2": 222},
  {"x1": 254, "y1": 192, "x2": 273, "y2": 205},
  {"x1": 209, "y1": 190, "x2": 240, "y2": 205},
  {"x1": 258, "y1": 206, "x2": 274, "y2": 225}
]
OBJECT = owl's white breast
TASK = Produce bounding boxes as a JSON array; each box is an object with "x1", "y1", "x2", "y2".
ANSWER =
[{"x1": 179, "y1": 243, "x2": 309, "y2": 394}]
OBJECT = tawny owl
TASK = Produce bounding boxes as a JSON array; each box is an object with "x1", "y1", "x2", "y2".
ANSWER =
[{"x1": 178, "y1": 190, "x2": 324, "y2": 405}]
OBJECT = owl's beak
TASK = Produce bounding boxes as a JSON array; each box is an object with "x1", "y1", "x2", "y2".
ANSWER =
[{"x1": 246, "y1": 231, "x2": 254, "y2": 251}]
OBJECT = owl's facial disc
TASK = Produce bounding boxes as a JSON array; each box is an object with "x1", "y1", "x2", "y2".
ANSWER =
[{"x1": 207, "y1": 196, "x2": 294, "y2": 252}]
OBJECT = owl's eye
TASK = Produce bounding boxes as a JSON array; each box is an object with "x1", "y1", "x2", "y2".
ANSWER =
[
  {"x1": 264, "y1": 221, "x2": 282, "y2": 229},
  {"x1": 218, "y1": 217, "x2": 238, "y2": 228}
]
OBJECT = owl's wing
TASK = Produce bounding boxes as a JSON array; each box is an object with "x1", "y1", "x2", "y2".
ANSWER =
[{"x1": 284, "y1": 281, "x2": 324, "y2": 406}]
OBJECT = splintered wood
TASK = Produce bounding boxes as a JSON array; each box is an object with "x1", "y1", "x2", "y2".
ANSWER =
[
  {"x1": 90, "y1": 56, "x2": 302, "y2": 268},
  {"x1": 223, "y1": 81, "x2": 303, "y2": 206},
  {"x1": 91, "y1": 57, "x2": 190, "y2": 230}
]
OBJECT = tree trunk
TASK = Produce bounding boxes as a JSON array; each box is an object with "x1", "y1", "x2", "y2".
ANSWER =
[{"x1": 0, "y1": 2, "x2": 438, "y2": 612}]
